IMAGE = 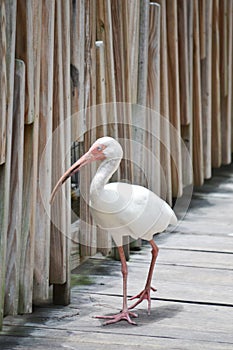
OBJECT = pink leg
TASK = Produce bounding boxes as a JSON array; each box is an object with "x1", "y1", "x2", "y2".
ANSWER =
[
  {"x1": 95, "y1": 246, "x2": 138, "y2": 325},
  {"x1": 129, "y1": 240, "x2": 159, "y2": 315}
]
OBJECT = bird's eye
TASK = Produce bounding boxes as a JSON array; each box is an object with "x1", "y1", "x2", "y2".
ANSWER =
[{"x1": 97, "y1": 146, "x2": 102, "y2": 151}]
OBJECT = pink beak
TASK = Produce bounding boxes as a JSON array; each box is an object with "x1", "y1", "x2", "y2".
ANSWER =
[{"x1": 49, "y1": 151, "x2": 93, "y2": 204}]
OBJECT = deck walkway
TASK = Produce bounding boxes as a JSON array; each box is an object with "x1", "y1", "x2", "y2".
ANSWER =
[{"x1": 1, "y1": 164, "x2": 233, "y2": 349}]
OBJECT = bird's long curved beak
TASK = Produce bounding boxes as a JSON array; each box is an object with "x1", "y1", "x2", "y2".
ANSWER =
[{"x1": 49, "y1": 151, "x2": 92, "y2": 204}]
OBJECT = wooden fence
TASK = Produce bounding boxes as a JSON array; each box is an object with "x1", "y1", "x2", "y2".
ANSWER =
[{"x1": 0, "y1": 0, "x2": 232, "y2": 329}]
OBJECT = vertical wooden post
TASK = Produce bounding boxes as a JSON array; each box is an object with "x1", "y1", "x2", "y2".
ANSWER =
[
  {"x1": 166, "y1": 0, "x2": 183, "y2": 197},
  {"x1": 157, "y1": 0, "x2": 172, "y2": 204},
  {"x1": 0, "y1": 0, "x2": 16, "y2": 328},
  {"x1": 33, "y1": 0, "x2": 55, "y2": 304},
  {"x1": 211, "y1": 0, "x2": 221, "y2": 167},
  {"x1": 200, "y1": 0, "x2": 213, "y2": 179},
  {"x1": 4, "y1": 60, "x2": 25, "y2": 315}
]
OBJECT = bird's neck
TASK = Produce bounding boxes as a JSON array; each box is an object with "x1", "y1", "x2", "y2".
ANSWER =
[{"x1": 90, "y1": 158, "x2": 121, "y2": 202}]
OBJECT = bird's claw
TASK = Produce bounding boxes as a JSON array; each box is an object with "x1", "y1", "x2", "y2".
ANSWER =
[
  {"x1": 95, "y1": 310, "x2": 138, "y2": 325},
  {"x1": 129, "y1": 286, "x2": 157, "y2": 314}
]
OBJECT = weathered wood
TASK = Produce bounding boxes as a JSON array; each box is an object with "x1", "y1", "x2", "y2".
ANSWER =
[
  {"x1": 20, "y1": 0, "x2": 41, "y2": 311},
  {"x1": 146, "y1": 3, "x2": 160, "y2": 196},
  {"x1": 79, "y1": 0, "x2": 97, "y2": 259},
  {"x1": 16, "y1": 0, "x2": 34, "y2": 124},
  {"x1": 0, "y1": 0, "x2": 16, "y2": 328},
  {"x1": 34, "y1": 0, "x2": 55, "y2": 304},
  {"x1": 177, "y1": 0, "x2": 190, "y2": 126},
  {"x1": 166, "y1": 0, "x2": 183, "y2": 197},
  {"x1": 192, "y1": 0, "x2": 204, "y2": 186},
  {"x1": 220, "y1": 0, "x2": 233, "y2": 165},
  {"x1": 211, "y1": 0, "x2": 221, "y2": 167},
  {"x1": 50, "y1": 0, "x2": 67, "y2": 287},
  {"x1": 51, "y1": 0, "x2": 71, "y2": 305},
  {"x1": 0, "y1": 0, "x2": 7, "y2": 165},
  {"x1": 200, "y1": 0, "x2": 213, "y2": 179},
  {"x1": 4, "y1": 60, "x2": 25, "y2": 316},
  {"x1": 156, "y1": 0, "x2": 172, "y2": 204},
  {"x1": 133, "y1": 0, "x2": 149, "y2": 188},
  {"x1": 70, "y1": 0, "x2": 85, "y2": 142}
]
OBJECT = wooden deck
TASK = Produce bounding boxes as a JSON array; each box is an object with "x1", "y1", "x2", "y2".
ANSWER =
[{"x1": 1, "y1": 164, "x2": 233, "y2": 349}]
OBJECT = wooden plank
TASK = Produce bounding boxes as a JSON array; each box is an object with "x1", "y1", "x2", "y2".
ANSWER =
[
  {"x1": 220, "y1": 0, "x2": 233, "y2": 165},
  {"x1": 20, "y1": 1, "x2": 41, "y2": 311},
  {"x1": 192, "y1": 0, "x2": 204, "y2": 186},
  {"x1": 211, "y1": 0, "x2": 221, "y2": 167},
  {"x1": 79, "y1": 0, "x2": 98, "y2": 259},
  {"x1": 127, "y1": 0, "x2": 140, "y2": 103},
  {"x1": 53, "y1": 0, "x2": 71, "y2": 305},
  {"x1": 33, "y1": 0, "x2": 55, "y2": 304},
  {"x1": 0, "y1": 0, "x2": 7, "y2": 165},
  {"x1": 0, "y1": 0, "x2": 16, "y2": 329},
  {"x1": 4, "y1": 59, "x2": 25, "y2": 316},
  {"x1": 70, "y1": 0, "x2": 85, "y2": 142},
  {"x1": 146, "y1": 3, "x2": 160, "y2": 196},
  {"x1": 166, "y1": 0, "x2": 183, "y2": 197},
  {"x1": 156, "y1": 0, "x2": 172, "y2": 204},
  {"x1": 132, "y1": 0, "x2": 149, "y2": 188},
  {"x1": 50, "y1": 0, "x2": 67, "y2": 287},
  {"x1": 200, "y1": 0, "x2": 213, "y2": 179},
  {"x1": 177, "y1": 0, "x2": 190, "y2": 126},
  {"x1": 16, "y1": 0, "x2": 34, "y2": 124}
]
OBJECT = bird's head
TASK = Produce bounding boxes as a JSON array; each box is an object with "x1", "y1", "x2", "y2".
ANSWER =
[{"x1": 50, "y1": 136, "x2": 123, "y2": 204}]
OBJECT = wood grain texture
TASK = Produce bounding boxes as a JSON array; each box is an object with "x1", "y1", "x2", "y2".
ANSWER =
[
  {"x1": 0, "y1": 0, "x2": 16, "y2": 328},
  {"x1": 177, "y1": 0, "x2": 190, "y2": 126},
  {"x1": 16, "y1": 0, "x2": 34, "y2": 124},
  {"x1": 70, "y1": 0, "x2": 85, "y2": 142},
  {"x1": 220, "y1": 0, "x2": 232, "y2": 165},
  {"x1": 33, "y1": 0, "x2": 55, "y2": 304},
  {"x1": 192, "y1": 0, "x2": 204, "y2": 186},
  {"x1": 4, "y1": 59, "x2": 25, "y2": 316},
  {"x1": 133, "y1": 0, "x2": 149, "y2": 188},
  {"x1": 156, "y1": 0, "x2": 172, "y2": 204},
  {"x1": 211, "y1": 0, "x2": 221, "y2": 167},
  {"x1": 146, "y1": 3, "x2": 160, "y2": 196},
  {"x1": 21, "y1": 0, "x2": 41, "y2": 310},
  {"x1": 0, "y1": 0, "x2": 7, "y2": 165},
  {"x1": 200, "y1": 0, "x2": 213, "y2": 179},
  {"x1": 166, "y1": 0, "x2": 183, "y2": 197},
  {"x1": 79, "y1": 0, "x2": 97, "y2": 258}
]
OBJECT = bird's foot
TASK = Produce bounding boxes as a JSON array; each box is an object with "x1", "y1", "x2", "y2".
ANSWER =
[
  {"x1": 95, "y1": 310, "x2": 138, "y2": 325},
  {"x1": 129, "y1": 286, "x2": 157, "y2": 315}
]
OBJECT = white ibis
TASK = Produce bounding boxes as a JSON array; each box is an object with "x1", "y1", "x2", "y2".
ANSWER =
[{"x1": 50, "y1": 136, "x2": 177, "y2": 325}]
